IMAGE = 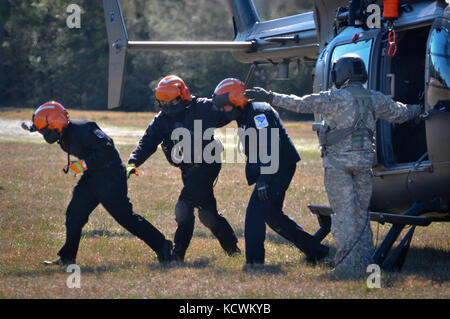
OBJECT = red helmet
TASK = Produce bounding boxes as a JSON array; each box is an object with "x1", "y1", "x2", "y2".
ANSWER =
[
  {"x1": 213, "y1": 78, "x2": 248, "y2": 110},
  {"x1": 32, "y1": 101, "x2": 69, "y2": 133},
  {"x1": 155, "y1": 75, "x2": 191, "y2": 104}
]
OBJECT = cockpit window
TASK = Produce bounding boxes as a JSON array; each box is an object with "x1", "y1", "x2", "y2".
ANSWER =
[
  {"x1": 426, "y1": 19, "x2": 450, "y2": 110},
  {"x1": 252, "y1": 0, "x2": 313, "y2": 21},
  {"x1": 328, "y1": 39, "x2": 373, "y2": 89}
]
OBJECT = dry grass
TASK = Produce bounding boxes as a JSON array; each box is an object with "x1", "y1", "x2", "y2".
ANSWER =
[{"x1": 0, "y1": 108, "x2": 448, "y2": 299}]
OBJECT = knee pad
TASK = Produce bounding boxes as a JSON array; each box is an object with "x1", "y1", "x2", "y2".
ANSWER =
[
  {"x1": 175, "y1": 200, "x2": 194, "y2": 225},
  {"x1": 198, "y1": 209, "x2": 219, "y2": 229}
]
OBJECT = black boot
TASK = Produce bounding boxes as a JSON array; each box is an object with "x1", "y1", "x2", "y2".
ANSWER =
[
  {"x1": 43, "y1": 257, "x2": 75, "y2": 266},
  {"x1": 173, "y1": 223, "x2": 194, "y2": 262},
  {"x1": 156, "y1": 240, "x2": 173, "y2": 263},
  {"x1": 306, "y1": 244, "x2": 329, "y2": 264},
  {"x1": 174, "y1": 246, "x2": 190, "y2": 262},
  {"x1": 224, "y1": 245, "x2": 241, "y2": 256},
  {"x1": 199, "y1": 210, "x2": 240, "y2": 256},
  {"x1": 212, "y1": 225, "x2": 241, "y2": 256}
]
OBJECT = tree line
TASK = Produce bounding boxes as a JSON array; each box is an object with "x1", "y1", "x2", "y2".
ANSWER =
[{"x1": 0, "y1": 0, "x2": 314, "y2": 119}]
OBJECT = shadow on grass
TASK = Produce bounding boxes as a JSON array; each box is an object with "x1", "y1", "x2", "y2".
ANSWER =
[
  {"x1": 195, "y1": 227, "x2": 323, "y2": 247},
  {"x1": 387, "y1": 246, "x2": 450, "y2": 282},
  {"x1": 242, "y1": 264, "x2": 286, "y2": 275},
  {"x1": 318, "y1": 246, "x2": 450, "y2": 284},
  {"x1": 147, "y1": 257, "x2": 213, "y2": 271},
  {"x1": 81, "y1": 229, "x2": 134, "y2": 239},
  {"x1": 2, "y1": 261, "x2": 149, "y2": 278}
]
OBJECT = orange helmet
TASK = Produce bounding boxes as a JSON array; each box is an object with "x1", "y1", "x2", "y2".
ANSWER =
[
  {"x1": 32, "y1": 101, "x2": 69, "y2": 133},
  {"x1": 155, "y1": 75, "x2": 191, "y2": 104},
  {"x1": 213, "y1": 78, "x2": 248, "y2": 110},
  {"x1": 31, "y1": 101, "x2": 69, "y2": 143}
]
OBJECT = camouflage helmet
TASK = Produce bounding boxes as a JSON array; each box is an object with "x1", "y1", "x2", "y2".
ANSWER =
[{"x1": 331, "y1": 53, "x2": 368, "y2": 88}]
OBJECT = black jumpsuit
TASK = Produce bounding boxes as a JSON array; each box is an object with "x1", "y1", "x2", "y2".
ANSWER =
[
  {"x1": 128, "y1": 97, "x2": 239, "y2": 260},
  {"x1": 237, "y1": 102, "x2": 323, "y2": 264},
  {"x1": 57, "y1": 120, "x2": 168, "y2": 262}
]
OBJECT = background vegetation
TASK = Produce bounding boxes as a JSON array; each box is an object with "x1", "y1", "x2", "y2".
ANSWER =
[{"x1": 0, "y1": 0, "x2": 314, "y2": 118}]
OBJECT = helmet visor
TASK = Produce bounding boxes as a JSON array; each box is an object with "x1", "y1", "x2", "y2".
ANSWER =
[{"x1": 158, "y1": 96, "x2": 181, "y2": 107}]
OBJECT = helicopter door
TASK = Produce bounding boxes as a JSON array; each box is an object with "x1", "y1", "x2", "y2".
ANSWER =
[{"x1": 424, "y1": 16, "x2": 450, "y2": 163}]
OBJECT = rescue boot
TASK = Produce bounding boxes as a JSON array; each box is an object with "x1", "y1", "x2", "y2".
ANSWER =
[
  {"x1": 199, "y1": 209, "x2": 240, "y2": 256},
  {"x1": 172, "y1": 246, "x2": 186, "y2": 262},
  {"x1": 172, "y1": 224, "x2": 194, "y2": 262},
  {"x1": 213, "y1": 227, "x2": 241, "y2": 256},
  {"x1": 156, "y1": 240, "x2": 173, "y2": 263},
  {"x1": 43, "y1": 257, "x2": 75, "y2": 266},
  {"x1": 306, "y1": 244, "x2": 329, "y2": 265}
]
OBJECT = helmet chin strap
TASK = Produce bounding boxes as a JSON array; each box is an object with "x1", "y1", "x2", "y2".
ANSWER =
[
  {"x1": 63, "y1": 136, "x2": 71, "y2": 174},
  {"x1": 57, "y1": 125, "x2": 71, "y2": 175}
]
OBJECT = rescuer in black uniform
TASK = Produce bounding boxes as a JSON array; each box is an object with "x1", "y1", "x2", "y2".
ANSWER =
[
  {"x1": 212, "y1": 78, "x2": 329, "y2": 265},
  {"x1": 25, "y1": 101, "x2": 172, "y2": 265},
  {"x1": 127, "y1": 75, "x2": 240, "y2": 262}
]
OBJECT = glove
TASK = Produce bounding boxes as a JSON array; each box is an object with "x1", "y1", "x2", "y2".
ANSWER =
[
  {"x1": 244, "y1": 87, "x2": 274, "y2": 104},
  {"x1": 418, "y1": 111, "x2": 429, "y2": 120},
  {"x1": 69, "y1": 160, "x2": 88, "y2": 175},
  {"x1": 126, "y1": 163, "x2": 139, "y2": 179},
  {"x1": 256, "y1": 181, "x2": 270, "y2": 201}
]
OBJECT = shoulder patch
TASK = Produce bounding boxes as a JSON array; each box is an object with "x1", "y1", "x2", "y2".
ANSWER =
[
  {"x1": 254, "y1": 114, "x2": 269, "y2": 129},
  {"x1": 93, "y1": 129, "x2": 105, "y2": 139}
]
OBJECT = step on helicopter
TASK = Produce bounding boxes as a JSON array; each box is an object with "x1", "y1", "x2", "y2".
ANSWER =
[{"x1": 102, "y1": 0, "x2": 450, "y2": 270}]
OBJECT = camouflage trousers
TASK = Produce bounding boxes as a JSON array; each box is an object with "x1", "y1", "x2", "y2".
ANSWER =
[{"x1": 324, "y1": 164, "x2": 374, "y2": 276}]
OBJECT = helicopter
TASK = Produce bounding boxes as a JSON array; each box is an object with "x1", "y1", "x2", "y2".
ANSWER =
[{"x1": 102, "y1": 0, "x2": 450, "y2": 270}]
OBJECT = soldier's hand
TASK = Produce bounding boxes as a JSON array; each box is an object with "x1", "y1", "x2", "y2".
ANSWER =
[
  {"x1": 126, "y1": 163, "x2": 139, "y2": 179},
  {"x1": 418, "y1": 111, "x2": 429, "y2": 120},
  {"x1": 256, "y1": 181, "x2": 270, "y2": 201},
  {"x1": 69, "y1": 160, "x2": 88, "y2": 175},
  {"x1": 245, "y1": 87, "x2": 274, "y2": 104}
]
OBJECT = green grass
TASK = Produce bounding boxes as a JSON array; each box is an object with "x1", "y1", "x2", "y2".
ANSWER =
[{"x1": 0, "y1": 108, "x2": 448, "y2": 298}]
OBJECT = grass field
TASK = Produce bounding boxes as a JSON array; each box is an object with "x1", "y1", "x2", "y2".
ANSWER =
[{"x1": 0, "y1": 107, "x2": 448, "y2": 299}]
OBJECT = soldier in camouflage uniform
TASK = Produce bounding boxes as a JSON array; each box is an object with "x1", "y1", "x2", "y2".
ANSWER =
[{"x1": 245, "y1": 54, "x2": 422, "y2": 276}]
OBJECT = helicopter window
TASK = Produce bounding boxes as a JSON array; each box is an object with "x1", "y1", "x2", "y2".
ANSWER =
[
  {"x1": 328, "y1": 39, "x2": 373, "y2": 89},
  {"x1": 426, "y1": 22, "x2": 450, "y2": 111},
  {"x1": 252, "y1": 0, "x2": 313, "y2": 21}
]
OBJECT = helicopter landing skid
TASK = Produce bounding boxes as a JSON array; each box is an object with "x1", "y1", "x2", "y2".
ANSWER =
[
  {"x1": 308, "y1": 199, "x2": 446, "y2": 271},
  {"x1": 372, "y1": 199, "x2": 446, "y2": 271}
]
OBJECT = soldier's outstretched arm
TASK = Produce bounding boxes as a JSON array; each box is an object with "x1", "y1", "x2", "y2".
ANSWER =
[
  {"x1": 271, "y1": 91, "x2": 341, "y2": 114},
  {"x1": 372, "y1": 92, "x2": 422, "y2": 123},
  {"x1": 245, "y1": 87, "x2": 341, "y2": 114}
]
